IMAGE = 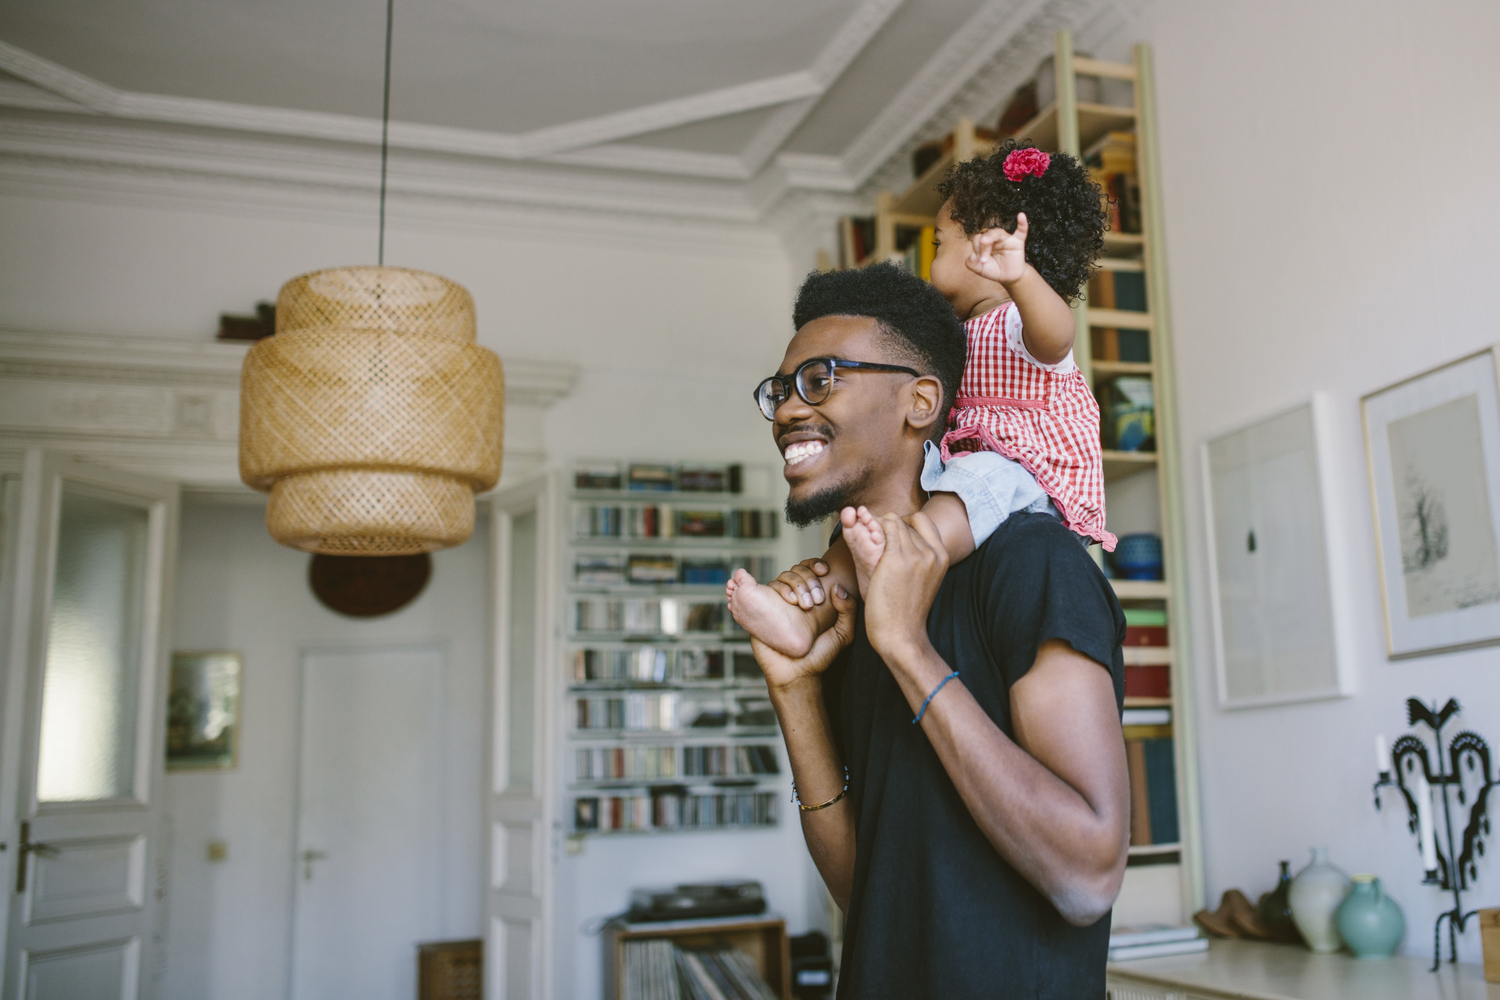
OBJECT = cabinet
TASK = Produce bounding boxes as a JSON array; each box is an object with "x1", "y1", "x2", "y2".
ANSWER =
[
  {"x1": 563, "y1": 460, "x2": 792, "y2": 837},
  {"x1": 847, "y1": 33, "x2": 1201, "y2": 924}
]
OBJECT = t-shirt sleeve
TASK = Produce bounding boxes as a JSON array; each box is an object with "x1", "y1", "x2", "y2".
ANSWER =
[{"x1": 981, "y1": 515, "x2": 1123, "y2": 690}]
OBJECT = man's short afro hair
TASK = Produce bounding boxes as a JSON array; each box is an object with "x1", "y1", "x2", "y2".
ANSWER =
[
  {"x1": 792, "y1": 262, "x2": 967, "y2": 418},
  {"x1": 938, "y1": 138, "x2": 1106, "y2": 303}
]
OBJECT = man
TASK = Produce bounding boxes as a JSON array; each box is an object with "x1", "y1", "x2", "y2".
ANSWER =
[{"x1": 753, "y1": 264, "x2": 1130, "y2": 998}]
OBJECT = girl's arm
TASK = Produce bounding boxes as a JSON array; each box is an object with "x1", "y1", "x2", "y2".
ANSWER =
[{"x1": 968, "y1": 213, "x2": 1076, "y2": 365}]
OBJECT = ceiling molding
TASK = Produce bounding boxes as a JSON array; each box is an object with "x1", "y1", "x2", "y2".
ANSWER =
[
  {"x1": 837, "y1": 0, "x2": 1052, "y2": 188},
  {"x1": 0, "y1": 1, "x2": 903, "y2": 168}
]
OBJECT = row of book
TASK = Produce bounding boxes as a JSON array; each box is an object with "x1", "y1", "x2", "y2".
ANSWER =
[
  {"x1": 574, "y1": 743, "x2": 781, "y2": 782},
  {"x1": 1124, "y1": 608, "x2": 1170, "y2": 700},
  {"x1": 573, "y1": 789, "x2": 777, "y2": 832},
  {"x1": 573, "y1": 598, "x2": 738, "y2": 636},
  {"x1": 620, "y1": 939, "x2": 778, "y2": 1000},
  {"x1": 577, "y1": 462, "x2": 745, "y2": 494},
  {"x1": 572, "y1": 646, "x2": 760, "y2": 685},
  {"x1": 1108, "y1": 925, "x2": 1207, "y2": 963},
  {"x1": 1088, "y1": 268, "x2": 1150, "y2": 365},
  {"x1": 575, "y1": 554, "x2": 778, "y2": 588},
  {"x1": 574, "y1": 694, "x2": 777, "y2": 733},
  {"x1": 576, "y1": 693, "x2": 681, "y2": 732},
  {"x1": 1126, "y1": 736, "x2": 1179, "y2": 845},
  {"x1": 575, "y1": 504, "x2": 780, "y2": 540},
  {"x1": 1087, "y1": 132, "x2": 1142, "y2": 234}
]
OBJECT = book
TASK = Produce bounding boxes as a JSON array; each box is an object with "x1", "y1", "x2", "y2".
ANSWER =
[
  {"x1": 679, "y1": 558, "x2": 730, "y2": 586},
  {"x1": 917, "y1": 225, "x2": 936, "y2": 282},
  {"x1": 1144, "y1": 737, "x2": 1179, "y2": 843},
  {"x1": 1124, "y1": 664, "x2": 1170, "y2": 699},
  {"x1": 629, "y1": 463, "x2": 677, "y2": 491},
  {"x1": 1126, "y1": 739, "x2": 1153, "y2": 845},
  {"x1": 576, "y1": 461, "x2": 622, "y2": 490},
  {"x1": 677, "y1": 510, "x2": 727, "y2": 537},
  {"x1": 1110, "y1": 924, "x2": 1202, "y2": 947},
  {"x1": 678, "y1": 466, "x2": 727, "y2": 492},
  {"x1": 629, "y1": 554, "x2": 679, "y2": 585},
  {"x1": 1108, "y1": 937, "x2": 1208, "y2": 962},
  {"x1": 1121, "y1": 707, "x2": 1171, "y2": 726}
]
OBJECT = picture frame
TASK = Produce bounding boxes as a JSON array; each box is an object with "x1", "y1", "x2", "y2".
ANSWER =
[
  {"x1": 1362, "y1": 348, "x2": 1500, "y2": 658},
  {"x1": 166, "y1": 650, "x2": 242, "y2": 770},
  {"x1": 1202, "y1": 395, "x2": 1355, "y2": 708}
]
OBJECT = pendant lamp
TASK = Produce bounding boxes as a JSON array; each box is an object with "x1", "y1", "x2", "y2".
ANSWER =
[{"x1": 237, "y1": 0, "x2": 503, "y2": 555}]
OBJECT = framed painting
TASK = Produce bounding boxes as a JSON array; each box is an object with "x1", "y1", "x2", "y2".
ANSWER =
[
  {"x1": 166, "y1": 650, "x2": 241, "y2": 770},
  {"x1": 1363, "y1": 348, "x2": 1500, "y2": 658},
  {"x1": 1202, "y1": 395, "x2": 1355, "y2": 708}
]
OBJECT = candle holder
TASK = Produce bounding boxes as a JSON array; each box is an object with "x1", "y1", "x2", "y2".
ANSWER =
[{"x1": 1371, "y1": 697, "x2": 1496, "y2": 971}]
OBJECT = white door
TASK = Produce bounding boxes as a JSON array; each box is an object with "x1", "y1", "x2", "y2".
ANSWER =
[
  {"x1": 290, "y1": 645, "x2": 446, "y2": 1000},
  {"x1": 0, "y1": 451, "x2": 178, "y2": 1000},
  {"x1": 487, "y1": 477, "x2": 555, "y2": 1000}
]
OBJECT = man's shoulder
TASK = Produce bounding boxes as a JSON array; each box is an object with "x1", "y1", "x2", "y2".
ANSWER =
[
  {"x1": 960, "y1": 513, "x2": 1114, "y2": 609},
  {"x1": 975, "y1": 511, "x2": 1092, "y2": 568}
]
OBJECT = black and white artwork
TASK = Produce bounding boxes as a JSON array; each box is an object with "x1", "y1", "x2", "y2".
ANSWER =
[
  {"x1": 1203, "y1": 397, "x2": 1354, "y2": 708},
  {"x1": 1364, "y1": 349, "x2": 1500, "y2": 657}
]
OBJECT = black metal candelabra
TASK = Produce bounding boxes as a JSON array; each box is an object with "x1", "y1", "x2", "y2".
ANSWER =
[{"x1": 1371, "y1": 697, "x2": 1496, "y2": 971}]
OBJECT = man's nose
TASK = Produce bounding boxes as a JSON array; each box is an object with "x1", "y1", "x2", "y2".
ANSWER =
[{"x1": 774, "y1": 390, "x2": 816, "y2": 427}]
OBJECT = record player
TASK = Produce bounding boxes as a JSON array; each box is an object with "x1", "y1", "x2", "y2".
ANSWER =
[{"x1": 625, "y1": 880, "x2": 766, "y2": 923}]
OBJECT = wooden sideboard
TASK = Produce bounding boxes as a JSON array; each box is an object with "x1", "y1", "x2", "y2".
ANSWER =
[{"x1": 1107, "y1": 939, "x2": 1500, "y2": 1000}]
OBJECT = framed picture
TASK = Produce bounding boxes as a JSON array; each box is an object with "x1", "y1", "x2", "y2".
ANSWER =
[
  {"x1": 166, "y1": 651, "x2": 241, "y2": 770},
  {"x1": 1363, "y1": 348, "x2": 1500, "y2": 658},
  {"x1": 1202, "y1": 395, "x2": 1355, "y2": 708}
]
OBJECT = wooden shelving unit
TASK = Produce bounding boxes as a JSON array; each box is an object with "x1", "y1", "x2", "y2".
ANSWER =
[{"x1": 845, "y1": 32, "x2": 1201, "y2": 927}]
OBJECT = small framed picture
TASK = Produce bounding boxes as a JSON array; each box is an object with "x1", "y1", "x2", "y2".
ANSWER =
[
  {"x1": 1202, "y1": 396, "x2": 1354, "y2": 708},
  {"x1": 1363, "y1": 349, "x2": 1500, "y2": 658},
  {"x1": 166, "y1": 651, "x2": 242, "y2": 770}
]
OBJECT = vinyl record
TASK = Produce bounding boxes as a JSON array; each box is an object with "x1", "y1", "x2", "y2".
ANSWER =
[{"x1": 308, "y1": 552, "x2": 431, "y2": 618}]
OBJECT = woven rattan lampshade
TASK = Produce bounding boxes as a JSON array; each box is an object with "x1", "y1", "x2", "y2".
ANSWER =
[{"x1": 239, "y1": 266, "x2": 503, "y2": 555}]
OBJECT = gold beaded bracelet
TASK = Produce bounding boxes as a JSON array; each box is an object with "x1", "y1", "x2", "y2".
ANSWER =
[{"x1": 792, "y1": 767, "x2": 850, "y2": 812}]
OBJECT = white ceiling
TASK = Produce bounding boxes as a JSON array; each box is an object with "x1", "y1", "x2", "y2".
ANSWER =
[{"x1": 0, "y1": 0, "x2": 1121, "y2": 216}]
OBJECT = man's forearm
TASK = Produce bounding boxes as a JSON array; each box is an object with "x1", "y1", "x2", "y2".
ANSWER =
[
  {"x1": 767, "y1": 678, "x2": 856, "y2": 911},
  {"x1": 879, "y1": 638, "x2": 1128, "y2": 925}
]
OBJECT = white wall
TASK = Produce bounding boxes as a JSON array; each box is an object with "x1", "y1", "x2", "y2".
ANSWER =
[
  {"x1": 0, "y1": 172, "x2": 826, "y2": 995},
  {"x1": 166, "y1": 501, "x2": 491, "y2": 1000},
  {"x1": 1108, "y1": 0, "x2": 1500, "y2": 961}
]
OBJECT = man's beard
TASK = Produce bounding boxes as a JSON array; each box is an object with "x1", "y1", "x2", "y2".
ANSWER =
[{"x1": 784, "y1": 463, "x2": 875, "y2": 528}]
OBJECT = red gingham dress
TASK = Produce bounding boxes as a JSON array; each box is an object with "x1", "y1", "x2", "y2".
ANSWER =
[{"x1": 940, "y1": 302, "x2": 1116, "y2": 550}]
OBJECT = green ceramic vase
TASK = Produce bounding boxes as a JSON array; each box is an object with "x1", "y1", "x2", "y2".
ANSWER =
[{"x1": 1335, "y1": 874, "x2": 1404, "y2": 958}]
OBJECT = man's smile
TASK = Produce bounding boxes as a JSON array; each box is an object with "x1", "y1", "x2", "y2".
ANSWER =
[{"x1": 778, "y1": 427, "x2": 830, "y2": 476}]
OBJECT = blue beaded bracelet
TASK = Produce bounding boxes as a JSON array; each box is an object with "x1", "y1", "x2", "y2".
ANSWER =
[{"x1": 912, "y1": 671, "x2": 960, "y2": 724}]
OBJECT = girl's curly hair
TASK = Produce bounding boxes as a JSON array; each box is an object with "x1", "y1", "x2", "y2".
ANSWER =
[{"x1": 937, "y1": 138, "x2": 1106, "y2": 303}]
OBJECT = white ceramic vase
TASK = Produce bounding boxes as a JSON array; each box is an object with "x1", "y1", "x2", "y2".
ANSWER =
[{"x1": 1289, "y1": 847, "x2": 1352, "y2": 952}]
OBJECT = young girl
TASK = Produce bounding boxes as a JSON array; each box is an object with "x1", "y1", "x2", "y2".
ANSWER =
[{"x1": 728, "y1": 139, "x2": 1114, "y2": 656}]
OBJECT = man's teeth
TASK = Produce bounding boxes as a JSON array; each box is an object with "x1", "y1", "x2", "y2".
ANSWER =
[{"x1": 783, "y1": 440, "x2": 826, "y2": 465}]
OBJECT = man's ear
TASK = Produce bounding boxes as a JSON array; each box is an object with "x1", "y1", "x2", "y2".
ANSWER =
[{"x1": 905, "y1": 375, "x2": 944, "y2": 434}]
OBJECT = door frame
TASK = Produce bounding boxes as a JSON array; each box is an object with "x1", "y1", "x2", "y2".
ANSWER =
[{"x1": 487, "y1": 476, "x2": 556, "y2": 1000}]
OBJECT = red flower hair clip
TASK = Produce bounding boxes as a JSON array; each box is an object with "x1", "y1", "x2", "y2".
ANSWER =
[{"x1": 1002, "y1": 148, "x2": 1050, "y2": 182}]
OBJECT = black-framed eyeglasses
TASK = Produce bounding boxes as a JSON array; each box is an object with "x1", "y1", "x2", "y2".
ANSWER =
[{"x1": 752, "y1": 357, "x2": 921, "y2": 421}]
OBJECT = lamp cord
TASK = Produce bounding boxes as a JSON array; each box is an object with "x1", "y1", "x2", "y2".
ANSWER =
[{"x1": 378, "y1": 0, "x2": 394, "y2": 265}]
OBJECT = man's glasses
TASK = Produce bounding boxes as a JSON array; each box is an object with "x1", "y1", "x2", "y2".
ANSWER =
[{"x1": 753, "y1": 357, "x2": 921, "y2": 421}]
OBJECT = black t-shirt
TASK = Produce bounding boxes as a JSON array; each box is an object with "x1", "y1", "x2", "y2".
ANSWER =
[{"x1": 821, "y1": 512, "x2": 1126, "y2": 1000}]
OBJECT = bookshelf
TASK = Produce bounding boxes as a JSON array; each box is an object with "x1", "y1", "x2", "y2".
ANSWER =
[
  {"x1": 838, "y1": 33, "x2": 1201, "y2": 927},
  {"x1": 603, "y1": 915, "x2": 791, "y2": 1000},
  {"x1": 564, "y1": 460, "x2": 791, "y2": 837}
]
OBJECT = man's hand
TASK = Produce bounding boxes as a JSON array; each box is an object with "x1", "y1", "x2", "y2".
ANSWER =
[
  {"x1": 751, "y1": 581, "x2": 856, "y2": 691},
  {"x1": 967, "y1": 213, "x2": 1030, "y2": 287},
  {"x1": 862, "y1": 512, "x2": 949, "y2": 664}
]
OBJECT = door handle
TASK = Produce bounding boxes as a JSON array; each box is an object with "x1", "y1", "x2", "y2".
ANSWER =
[
  {"x1": 15, "y1": 822, "x2": 59, "y2": 894},
  {"x1": 301, "y1": 848, "x2": 328, "y2": 881}
]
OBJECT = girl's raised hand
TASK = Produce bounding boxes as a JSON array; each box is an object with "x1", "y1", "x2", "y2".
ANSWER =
[{"x1": 967, "y1": 212, "x2": 1029, "y2": 285}]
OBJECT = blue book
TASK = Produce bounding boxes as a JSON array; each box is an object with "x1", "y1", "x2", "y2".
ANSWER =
[{"x1": 1143, "y1": 738, "x2": 1178, "y2": 844}]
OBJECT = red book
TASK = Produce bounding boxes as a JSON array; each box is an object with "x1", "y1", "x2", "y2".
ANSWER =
[
  {"x1": 1124, "y1": 665, "x2": 1170, "y2": 699},
  {"x1": 1124, "y1": 625, "x2": 1169, "y2": 647}
]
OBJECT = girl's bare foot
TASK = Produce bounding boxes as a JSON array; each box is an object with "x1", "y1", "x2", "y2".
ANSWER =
[
  {"x1": 841, "y1": 505, "x2": 886, "y2": 596},
  {"x1": 726, "y1": 569, "x2": 817, "y2": 658}
]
